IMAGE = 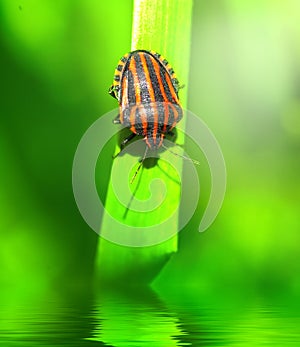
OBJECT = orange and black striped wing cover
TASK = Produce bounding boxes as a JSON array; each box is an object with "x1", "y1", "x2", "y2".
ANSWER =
[{"x1": 111, "y1": 50, "x2": 183, "y2": 148}]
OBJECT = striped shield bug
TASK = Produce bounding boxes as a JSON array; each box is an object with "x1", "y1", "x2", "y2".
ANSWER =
[{"x1": 109, "y1": 50, "x2": 198, "y2": 182}]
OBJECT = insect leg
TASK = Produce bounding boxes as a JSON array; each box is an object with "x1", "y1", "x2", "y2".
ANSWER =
[
  {"x1": 108, "y1": 85, "x2": 119, "y2": 99},
  {"x1": 113, "y1": 114, "x2": 121, "y2": 124},
  {"x1": 112, "y1": 133, "x2": 137, "y2": 158},
  {"x1": 120, "y1": 133, "x2": 137, "y2": 150},
  {"x1": 130, "y1": 146, "x2": 148, "y2": 184},
  {"x1": 167, "y1": 130, "x2": 175, "y2": 137}
]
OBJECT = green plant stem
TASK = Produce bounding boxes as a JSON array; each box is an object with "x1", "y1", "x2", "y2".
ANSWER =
[{"x1": 96, "y1": 0, "x2": 193, "y2": 285}]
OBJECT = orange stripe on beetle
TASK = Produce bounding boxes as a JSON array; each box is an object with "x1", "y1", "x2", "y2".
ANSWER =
[{"x1": 109, "y1": 50, "x2": 183, "y2": 150}]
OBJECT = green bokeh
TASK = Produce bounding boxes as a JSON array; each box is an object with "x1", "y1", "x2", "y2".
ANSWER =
[
  {"x1": 1, "y1": 0, "x2": 300, "y2": 299},
  {"x1": 155, "y1": 0, "x2": 300, "y2": 295},
  {"x1": 0, "y1": 0, "x2": 133, "y2": 296}
]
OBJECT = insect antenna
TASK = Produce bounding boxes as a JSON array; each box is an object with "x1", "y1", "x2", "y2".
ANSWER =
[
  {"x1": 130, "y1": 146, "x2": 148, "y2": 184},
  {"x1": 161, "y1": 143, "x2": 200, "y2": 165}
]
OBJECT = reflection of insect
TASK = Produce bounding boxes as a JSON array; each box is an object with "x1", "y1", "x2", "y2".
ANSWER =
[{"x1": 109, "y1": 50, "x2": 198, "y2": 182}]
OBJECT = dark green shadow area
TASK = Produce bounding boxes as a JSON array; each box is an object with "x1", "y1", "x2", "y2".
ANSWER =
[{"x1": 0, "y1": 0, "x2": 131, "y2": 292}]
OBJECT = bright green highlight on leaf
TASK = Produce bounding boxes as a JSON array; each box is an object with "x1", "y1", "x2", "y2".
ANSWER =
[{"x1": 96, "y1": 0, "x2": 193, "y2": 284}]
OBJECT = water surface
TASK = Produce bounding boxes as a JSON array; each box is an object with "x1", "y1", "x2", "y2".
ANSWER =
[{"x1": 0, "y1": 288, "x2": 299, "y2": 346}]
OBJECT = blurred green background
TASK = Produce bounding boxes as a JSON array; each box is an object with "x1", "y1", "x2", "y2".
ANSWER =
[{"x1": 0, "y1": 0, "x2": 299, "y2": 301}]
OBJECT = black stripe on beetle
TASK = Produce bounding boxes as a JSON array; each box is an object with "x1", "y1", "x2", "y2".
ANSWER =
[{"x1": 109, "y1": 50, "x2": 183, "y2": 151}]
